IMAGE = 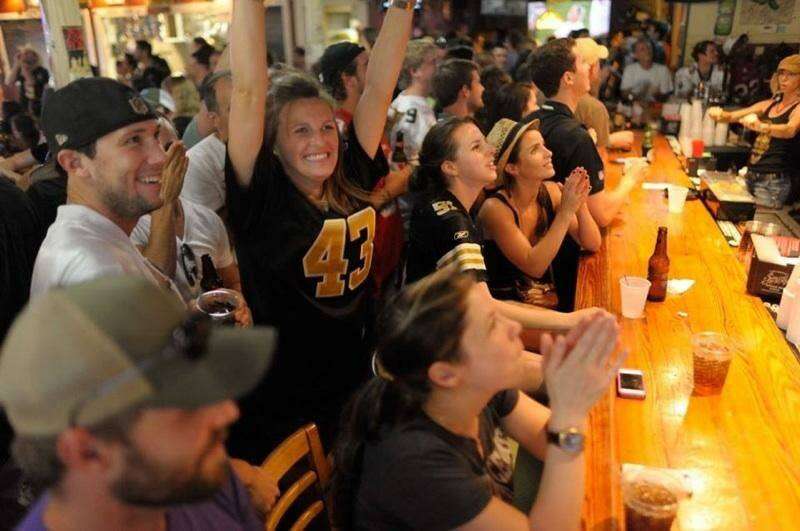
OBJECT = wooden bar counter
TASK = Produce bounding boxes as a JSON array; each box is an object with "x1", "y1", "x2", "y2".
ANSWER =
[{"x1": 578, "y1": 135, "x2": 800, "y2": 530}]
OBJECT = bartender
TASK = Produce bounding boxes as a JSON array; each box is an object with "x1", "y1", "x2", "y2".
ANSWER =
[{"x1": 709, "y1": 54, "x2": 800, "y2": 207}]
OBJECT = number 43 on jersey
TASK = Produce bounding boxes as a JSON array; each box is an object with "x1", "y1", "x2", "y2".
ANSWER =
[{"x1": 302, "y1": 208, "x2": 375, "y2": 298}]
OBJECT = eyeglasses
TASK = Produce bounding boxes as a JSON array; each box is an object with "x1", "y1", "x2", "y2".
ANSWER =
[
  {"x1": 67, "y1": 312, "x2": 213, "y2": 428},
  {"x1": 777, "y1": 69, "x2": 800, "y2": 79},
  {"x1": 180, "y1": 243, "x2": 198, "y2": 287}
]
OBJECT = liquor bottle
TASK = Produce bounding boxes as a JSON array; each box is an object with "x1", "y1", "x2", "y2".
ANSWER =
[
  {"x1": 392, "y1": 131, "x2": 408, "y2": 164},
  {"x1": 647, "y1": 227, "x2": 669, "y2": 301},
  {"x1": 200, "y1": 254, "x2": 223, "y2": 292}
]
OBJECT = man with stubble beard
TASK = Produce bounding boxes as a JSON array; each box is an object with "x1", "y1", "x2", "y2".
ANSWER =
[
  {"x1": 2, "y1": 276, "x2": 276, "y2": 530},
  {"x1": 30, "y1": 77, "x2": 186, "y2": 299}
]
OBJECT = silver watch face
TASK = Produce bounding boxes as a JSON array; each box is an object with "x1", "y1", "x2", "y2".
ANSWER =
[{"x1": 560, "y1": 431, "x2": 585, "y2": 452}]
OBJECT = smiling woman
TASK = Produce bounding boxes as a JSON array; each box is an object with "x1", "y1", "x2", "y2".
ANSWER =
[
  {"x1": 406, "y1": 116, "x2": 601, "y2": 332},
  {"x1": 223, "y1": 0, "x2": 413, "y2": 460}
]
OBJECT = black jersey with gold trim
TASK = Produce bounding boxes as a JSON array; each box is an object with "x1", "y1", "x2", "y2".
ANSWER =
[
  {"x1": 225, "y1": 123, "x2": 387, "y2": 330},
  {"x1": 224, "y1": 123, "x2": 389, "y2": 461},
  {"x1": 406, "y1": 189, "x2": 488, "y2": 284}
]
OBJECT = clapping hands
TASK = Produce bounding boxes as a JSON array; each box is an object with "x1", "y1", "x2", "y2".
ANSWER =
[
  {"x1": 560, "y1": 167, "x2": 591, "y2": 215},
  {"x1": 541, "y1": 312, "x2": 627, "y2": 428}
]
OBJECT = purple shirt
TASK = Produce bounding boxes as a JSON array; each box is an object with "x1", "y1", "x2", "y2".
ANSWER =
[{"x1": 15, "y1": 472, "x2": 262, "y2": 531}]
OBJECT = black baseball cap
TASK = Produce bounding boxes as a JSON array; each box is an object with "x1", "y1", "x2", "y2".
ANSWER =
[
  {"x1": 318, "y1": 42, "x2": 365, "y2": 91},
  {"x1": 41, "y1": 77, "x2": 157, "y2": 161}
]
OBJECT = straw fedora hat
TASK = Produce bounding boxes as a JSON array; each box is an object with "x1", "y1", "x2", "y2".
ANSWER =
[{"x1": 486, "y1": 117, "x2": 540, "y2": 184}]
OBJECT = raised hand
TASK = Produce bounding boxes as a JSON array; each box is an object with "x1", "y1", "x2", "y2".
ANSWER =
[{"x1": 160, "y1": 141, "x2": 188, "y2": 205}]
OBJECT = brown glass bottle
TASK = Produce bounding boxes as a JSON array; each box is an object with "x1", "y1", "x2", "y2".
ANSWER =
[
  {"x1": 200, "y1": 254, "x2": 223, "y2": 292},
  {"x1": 647, "y1": 227, "x2": 669, "y2": 301},
  {"x1": 392, "y1": 131, "x2": 408, "y2": 164}
]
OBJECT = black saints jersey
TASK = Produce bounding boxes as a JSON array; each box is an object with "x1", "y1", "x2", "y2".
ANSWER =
[
  {"x1": 224, "y1": 121, "x2": 388, "y2": 460},
  {"x1": 406, "y1": 189, "x2": 488, "y2": 284}
]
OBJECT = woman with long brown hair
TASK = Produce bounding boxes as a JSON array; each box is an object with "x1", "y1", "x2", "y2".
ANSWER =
[
  {"x1": 224, "y1": 0, "x2": 413, "y2": 460},
  {"x1": 331, "y1": 267, "x2": 624, "y2": 530},
  {"x1": 406, "y1": 116, "x2": 600, "y2": 330}
]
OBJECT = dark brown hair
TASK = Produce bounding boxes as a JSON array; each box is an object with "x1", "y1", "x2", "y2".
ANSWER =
[
  {"x1": 528, "y1": 37, "x2": 576, "y2": 97},
  {"x1": 432, "y1": 59, "x2": 479, "y2": 108},
  {"x1": 330, "y1": 267, "x2": 474, "y2": 529}
]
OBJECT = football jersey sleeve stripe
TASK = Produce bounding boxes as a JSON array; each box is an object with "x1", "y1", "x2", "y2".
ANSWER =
[{"x1": 436, "y1": 243, "x2": 487, "y2": 273}]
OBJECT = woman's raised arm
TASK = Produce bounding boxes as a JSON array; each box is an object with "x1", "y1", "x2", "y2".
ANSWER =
[{"x1": 228, "y1": 0, "x2": 269, "y2": 187}]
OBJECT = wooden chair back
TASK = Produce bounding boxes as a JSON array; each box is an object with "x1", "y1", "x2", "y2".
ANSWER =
[{"x1": 261, "y1": 423, "x2": 332, "y2": 531}]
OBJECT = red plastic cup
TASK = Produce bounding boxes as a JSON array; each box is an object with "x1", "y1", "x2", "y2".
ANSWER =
[{"x1": 691, "y1": 139, "x2": 704, "y2": 158}]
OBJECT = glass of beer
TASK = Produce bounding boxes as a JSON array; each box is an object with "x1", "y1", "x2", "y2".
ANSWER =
[
  {"x1": 623, "y1": 468, "x2": 681, "y2": 531},
  {"x1": 692, "y1": 332, "x2": 733, "y2": 396}
]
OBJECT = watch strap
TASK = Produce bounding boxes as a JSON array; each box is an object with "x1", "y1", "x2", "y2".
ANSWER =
[{"x1": 391, "y1": 0, "x2": 415, "y2": 11}]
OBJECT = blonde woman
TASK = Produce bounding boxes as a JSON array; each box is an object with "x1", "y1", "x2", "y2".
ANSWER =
[{"x1": 709, "y1": 54, "x2": 800, "y2": 206}]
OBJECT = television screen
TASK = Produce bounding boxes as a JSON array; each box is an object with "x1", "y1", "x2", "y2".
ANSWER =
[
  {"x1": 528, "y1": 0, "x2": 611, "y2": 40},
  {"x1": 481, "y1": 0, "x2": 528, "y2": 16}
]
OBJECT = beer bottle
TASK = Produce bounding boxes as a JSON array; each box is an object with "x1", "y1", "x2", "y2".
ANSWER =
[
  {"x1": 392, "y1": 131, "x2": 408, "y2": 164},
  {"x1": 642, "y1": 121, "x2": 654, "y2": 152},
  {"x1": 200, "y1": 254, "x2": 223, "y2": 292},
  {"x1": 647, "y1": 227, "x2": 669, "y2": 301}
]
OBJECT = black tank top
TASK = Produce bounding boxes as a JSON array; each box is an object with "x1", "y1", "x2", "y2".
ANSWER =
[
  {"x1": 749, "y1": 99, "x2": 800, "y2": 174},
  {"x1": 482, "y1": 186, "x2": 556, "y2": 302}
]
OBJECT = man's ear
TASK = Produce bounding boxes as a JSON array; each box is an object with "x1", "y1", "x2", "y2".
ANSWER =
[
  {"x1": 561, "y1": 71, "x2": 573, "y2": 90},
  {"x1": 57, "y1": 149, "x2": 90, "y2": 179},
  {"x1": 56, "y1": 428, "x2": 112, "y2": 473},
  {"x1": 459, "y1": 84, "x2": 470, "y2": 101}
]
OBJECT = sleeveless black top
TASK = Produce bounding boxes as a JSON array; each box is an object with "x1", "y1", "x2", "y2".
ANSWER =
[
  {"x1": 749, "y1": 99, "x2": 800, "y2": 175},
  {"x1": 482, "y1": 186, "x2": 557, "y2": 303}
]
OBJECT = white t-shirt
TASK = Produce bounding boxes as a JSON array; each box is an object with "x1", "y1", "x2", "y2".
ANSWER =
[
  {"x1": 30, "y1": 205, "x2": 179, "y2": 299},
  {"x1": 620, "y1": 62, "x2": 673, "y2": 102},
  {"x1": 131, "y1": 198, "x2": 234, "y2": 301},
  {"x1": 180, "y1": 134, "x2": 227, "y2": 212},
  {"x1": 388, "y1": 94, "x2": 437, "y2": 165},
  {"x1": 674, "y1": 65, "x2": 725, "y2": 99}
]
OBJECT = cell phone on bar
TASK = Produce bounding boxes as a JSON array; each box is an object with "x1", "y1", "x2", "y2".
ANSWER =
[{"x1": 617, "y1": 369, "x2": 646, "y2": 399}]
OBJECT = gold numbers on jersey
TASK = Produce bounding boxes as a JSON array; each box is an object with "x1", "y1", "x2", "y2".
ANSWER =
[
  {"x1": 347, "y1": 208, "x2": 375, "y2": 290},
  {"x1": 302, "y1": 208, "x2": 376, "y2": 298}
]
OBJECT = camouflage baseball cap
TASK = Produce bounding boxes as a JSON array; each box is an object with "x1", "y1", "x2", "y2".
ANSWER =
[{"x1": 0, "y1": 276, "x2": 275, "y2": 437}]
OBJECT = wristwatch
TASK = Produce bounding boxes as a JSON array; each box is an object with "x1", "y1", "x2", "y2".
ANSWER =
[{"x1": 546, "y1": 425, "x2": 585, "y2": 454}]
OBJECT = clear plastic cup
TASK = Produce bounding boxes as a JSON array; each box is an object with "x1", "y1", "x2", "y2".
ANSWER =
[
  {"x1": 668, "y1": 186, "x2": 689, "y2": 213},
  {"x1": 197, "y1": 288, "x2": 243, "y2": 325},
  {"x1": 619, "y1": 276, "x2": 651, "y2": 319},
  {"x1": 692, "y1": 332, "x2": 733, "y2": 396},
  {"x1": 623, "y1": 468, "x2": 682, "y2": 531}
]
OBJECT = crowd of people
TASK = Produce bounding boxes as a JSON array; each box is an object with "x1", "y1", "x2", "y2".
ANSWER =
[{"x1": 1, "y1": 0, "x2": 799, "y2": 529}]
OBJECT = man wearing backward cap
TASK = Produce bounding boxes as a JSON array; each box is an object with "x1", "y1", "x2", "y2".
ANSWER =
[
  {"x1": 30, "y1": 77, "x2": 187, "y2": 299},
  {"x1": 709, "y1": 54, "x2": 800, "y2": 206}
]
